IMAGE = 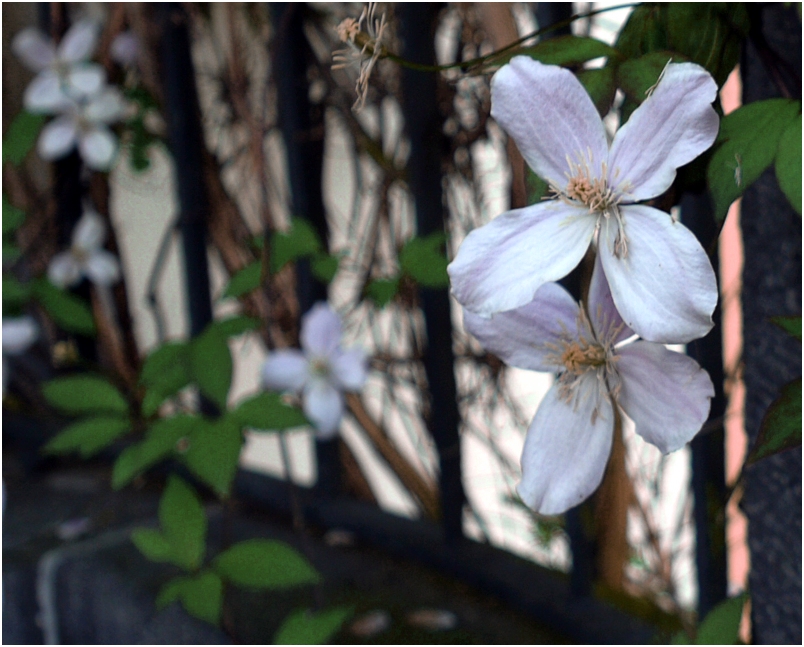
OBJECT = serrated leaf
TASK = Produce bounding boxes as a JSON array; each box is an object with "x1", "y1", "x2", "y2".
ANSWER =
[
  {"x1": 182, "y1": 417, "x2": 242, "y2": 498},
  {"x1": 695, "y1": 593, "x2": 746, "y2": 644},
  {"x1": 156, "y1": 571, "x2": 223, "y2": 626},
  {"x1": 230, "y1": 392, "x2": 307, "y2": 431},
  {"x1": 748, "y1": 378, "x2": 802, "y2": 465},
  {"x1": 776, "y1": 114, "x2": 802, "y2": 215},
  {"x1": 577, "y1": 66, "x2": 617, "y2": 117},
  {"x1": 221, "y1": 261, "x2": 262, "y2": 299},
  {"x1": 42, "y1": 375, "x2": 129, "y2": 415},
  {"x1": 400, "y1": 232, "x2": 449, "y2": 288},
  {"x1": 159, "y1": 475, "x2": 207, "y2": 570},
  {"x1": 311, "y1": 253, "x2": 339, "y2": 284},
  {"x1": 213, "y1": 539, "x2": 320, "y2": 589},
  {"x1": 112, "y1": 415, "x2": 200, "y2": 489},
  {"x1": 132, "y1": 527, "x2": 174, "y2": 562},
  {"x1": 274, "y1": 606, "x2": 353, "y2": 645},
  {"x1": 31, "y1": 278, "x2": 96, "y2": 335},
  {"x1": 365, "y1": 277, "x2": 399, "y2": 308},
  {"x1": 139, "y1": 341, "x2": 191, "y2": 397},
  {"x1": 3, "y1": 195, "x2": 26, "y2": 234},
  {"x1": 2, "y1": 111, "x2": 46, "y2": 166},
  {"x1": 270, "y1": 217, "x2": 323, "y2": 273},
  {"x1": 518, "y1": 35, "x2": 620, "y2": 67},
  {"x1": 209, "y1": 315, "x2": 261, "y2": 338},
  {"x1": 190, "y1": 326, "x2": 232, "y2": 411},
  {"x1": 707, "y1": 99, "x2": 800, "y2": 221},
  {"x1": 43, "y1": 416, "x2": 131, "y2": 457}
]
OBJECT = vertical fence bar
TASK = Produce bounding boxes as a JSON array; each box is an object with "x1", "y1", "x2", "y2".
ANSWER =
[{"x1": 399, "y1": 4, "x2": 466, "y2": 543}]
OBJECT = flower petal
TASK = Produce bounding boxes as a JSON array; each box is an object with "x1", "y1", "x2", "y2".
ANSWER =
[
  {"x1": 110, "y1": 31, "x2": 140, "y2": 67},
  {"x1": 303, "y1": 380, "x2": 344, "y2": 439},
  {"x1": 3, "y1": 317, "x2": 38, "y2": 355},
  {"x1": 24, "y1": 72, "x2": 72, "y2": 113},
  {"x1": 48, "y1": 251, "x2": 82, "y2": 288},
  {"x1": 84, "y1": 250, "x2": 120, "y2": 286},
  {"x1": 11, "y1": 28, "x2": 55, "y2": 71},
  {"x1": 261, "y1": 350, "x2": 308, "y2": 392},
  {"x1": 84, "y1": 87, "x2": 126, "y2": 123},
  {"x1": 608, "y1": 63, "x2": 719, "y2": 201},
  {"x1": 330, "y1": 348, "x2": 368, "y2": 391},
  {"x1": 463, "y1": 283, "x2": 578, "y2": 372},
  {"x1": 37, "y1": 115, "x2": 78, "y2": 160},
  {"x1": 448, "y1": 202, "x2": 596, "y2": 317},
  {"x1": 518, "y1": 376, "x2": 614, "y2": 515},
  {"x1": 78, "y1": 127, "x2": 118, "y2": 170},
  {"x1": 66, "y1": 64, "x2": 106, "y2": 99},
  {"x1": 616, "y1": 341, "x2": 714, "y2": 453},
  {"x1": 599, "y1": 205, "x2": 717, "y2": 344},
  {"x1": 301, "y1": 303, "x2": 342, "y2": 357},
  {"x1": 73, "y1": 209, "x2": 106, "y2": 251},
  {"x1": 58, "y1": 19, "x2": 100, "y2": 63},
  {"x1": 587, "y1": 253, "x2": 633, "y2": 345},
  {"x1": 491, "y1": 57, "x2": 609, "y2": 190}
]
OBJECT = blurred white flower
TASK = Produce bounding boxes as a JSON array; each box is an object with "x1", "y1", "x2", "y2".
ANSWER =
[
  {"x1": 12, "y1": 19, "x2": 105, "y2": 113},
  {"x1": 48, "y1": 208, "x2": 120, "y2": 288},
  {"x1": 262, "y1": 303, "x2": 368, "y2": 438},
  {"x1": 110, "y1": 31, "x2": 140, "y2": 67},
  {"x1": 3, "y1": 315, "x2": 38, "y2": 394}
]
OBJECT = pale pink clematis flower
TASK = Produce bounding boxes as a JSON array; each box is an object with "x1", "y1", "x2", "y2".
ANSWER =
[
  {"x1": 3, "y1": 316, "x2": 38, "y2": 394},
  {"x1": 12, "y1": 19, "x2": 105, "y2": 112},
  {"x1": 261, "y1": 303, "x2": 368, "y2": 438},
  {"x1": 449, "y1": 57, "x2": 720, "y2": 344},
  {"x1": 463, "y1": 256, "x2": 714, "y2": 515},
  {"x1": 48, "y1": 208, "x2": 120, "y2": 288}
]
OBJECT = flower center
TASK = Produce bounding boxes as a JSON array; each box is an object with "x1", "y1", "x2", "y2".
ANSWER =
[
  {"x1": 72, "y1": 245, "x2": 90, "y2": 264},
  {"x1": 560, "y1": 340, "x2": 607, "y2": 375},
  {"x1": 310, "y1": 357, "x2": 331, "y2": 379}
]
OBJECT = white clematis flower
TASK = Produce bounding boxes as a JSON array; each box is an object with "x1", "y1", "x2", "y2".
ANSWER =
[
  {"x1": 261, "y1": 303, "x2": 368, "y2": 438},
  {"x1": 463, "y1": 256, "x2": 714, "y2": 515},
  {"x1": 48, "y1": 208, "x2": 121, "y2": 288},
  {"x1": 3, "y1": 316, "x2": 38, "y2": 394},
  {"x1": 12, "y1": 19, "x2": 105, "y2": 113},
  {"x1": 449, "y1": 57, "x2": 720, "y2": 344},
  {"x1": 37, "y1": 86, "x2": 126, "y2": 170}
]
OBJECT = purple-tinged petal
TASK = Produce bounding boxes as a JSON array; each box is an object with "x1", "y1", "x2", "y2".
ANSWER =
[
  {"x1": 24, "y1": 72, "x2": 72, "y2": 113},
  {"x1": 48, "y1": 252, "x2": 82, "y2": 288},
  {"x1": 66, "y1": 64, "x2": 106, "y2": 99},
  {"x1": 11, "y1": 28, "x2": 55, "y2": 71},
  {"x1": 586, "y1": 253, "x2": 633, "y2": 345},
  {"x1": 449, "y1": 201, "x2": 596, "y2": 317},
  {"x1": 330, "y1": 348, "x2": 368, "y2": 391},
  {"x1": 518, "y1": 376, "x2": 614, "y2": 515},
  {"x1": 3, "y1": 317, "x2": 38, "y2": 356},
  {"x1": 58, "y1": 19, "x2": 100, "y2": 63},
  {"x1": 491, "y1": 57, "x2": 609, "y2": 190},
  {"x1": 110, "y1": 31, "x2": 140, "y2": 67},
  {"x1": 608, "y1": 63, "x2": 719, "y2": 201},
  {"x1": 79, "y1": 128, "x2": 117, "y2": 171},
  {"x1": 599, "y1": 205, "x2": 717, "y2": 344},
  {"x1": 463, "y1": 283, "x2": 578, "y2": 372},
  {"x1": 616, "y1": 341, "x2": 713, "y2": 453},
  {"x1": 301, "y1": 303, "x2": 342, "y2": 357},
  {"x1": 37, "y1": 115, "x2": 78, "y2": 160},
  {"x1": 84, "y1": 250, "x2": 120, "y2": 286},
  {"x1": 84, "y1": 87, "x2": 126, "y2": 123},
  {"x1": 262, "y1": 350, "x2": 308, "y2": 392},
  {"x1": 72, "y1": 210, "x2": 106, "y2": 252},
  {"x1": 303, "y1": 380, "x2": 344, "y2": 438}
]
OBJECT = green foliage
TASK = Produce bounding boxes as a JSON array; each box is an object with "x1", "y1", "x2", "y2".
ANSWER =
[
  {"x1": 42, "y1": 375, "x2": 129, "y2": 415},
  {"x1": 123, "y1": 86, "x2": 160, "y2": 172},
  {"x1": 577, "y1": 66, "x2": 617, "y2": 117},
  {"x1": 518, "y1": 35, "x2": 620, "y2": 67},
  {"x1": 190, "y1": 326, "x2": 232, "y2": 411},
  {"x1": 181, "y1": 417, "x2": 242, "y2": 497},
  {"x1": 310, "y1": 253, "x2": 340, "y2": 284},
  {"x1": 112, "y1": 415, "x2": 200, "y2": 489},
  {"x1": 748, "y1": 378, "x2": 802, "y2": 465},
  {"x1": 221, "y1": 261, "x2": 262, "y2": 299},
  {"x1": 31, "y1": 278, "x2": 96, "y2": 335},
  {"x1": 3, "y1": 195, "x2": 26, "y2": 234},
  {"x1": 209, "y1": 315, "x2": 261, "y2": 338},
  {"x1": 43, "y1": 416, "x2": 131, "y2": 458},
  {"x1": 399, "y1": 232, "x2": 449, "y2": 288},
  {"x1": 2, "y1": 111, "x2": 46, "y2": 166},
  {"x1": 156, "y1": 571, "x2": 223, "y2": 626},
  {"x1": 230, "y1": 392, "x2": 308, "y2": 431},
  {"x1": 525, "y1": 169, "x2": 550, "y2": 204},
  {"x1": 616, "y1": 51, "x2": 684, "y2": 104},
  {"x1": 365, "y1": 277, "x2": 400, "y2": 308},
  {"x1": 775, "y1": 114, "x2": 802, "y2": 215},
  {"x1": 213, "y1": 538, "x2": 321, "y2": 589},
  {"x1": 615, "y1": 4, "x2": 669, "y2": 59},
  {"x1": 771, "y1": 315, "x2": 802, "y2": 342},
  {"x1": 273, "y1": 606, "x2": 353, "y2": 645},
  {"x1": 707, "y1": 99, "x2": 801, "y2": 222},
  {"x1": 270, "y1": 218, "x2": 323, "y2": 273},
  {"x1": 3, "y1": 275, "x2": 30, "y2": 310},
  {"x1": 672, "y1": 593, "x2": 747, "y2": 644},
  {"x1": 132, "y1": 475, "x2": 207, "y2": 570}
]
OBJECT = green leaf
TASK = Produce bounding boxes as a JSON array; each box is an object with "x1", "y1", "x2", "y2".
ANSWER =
[
  {"x1": 131, "y1": 528, "x2": 174, "y2": 562},
  {"x1": 776, "y1": 114, "x2": 802, "y2": 215},
  {"x1": 43, "y1": 416, "x2": 131, "y2": 458},
  {"x1": 112, "y1": 415, "x2": 200, "y2": 489},
  {"x1": 518, "y1": 35, "x2": 620, "y2": 67},
  {"x1": 221, "y1": 261, "x2": 262, "y2": 299},
  {"x1": 3, "y1": 195, "x2": 26, "y2": 234},
  {"x1": 748, "y1": 378, "x2": 802, "y2": 465},
  {"x1": 616, "y1": 51, "x2": 686, "y2": 103},
  {"x1": 208, "y1": 315, "x2": 261, "y2": 338},
  {"x1": 399, "y1": 232, "x2": 449, "y2": 288},
  {"x1": 156, "y1": 571, "x2": 223, "y2": 626},
  {"x1": 310, "y1": 252, "x2": 339, "y2": 284},
  {"x1": 141, "y1": 388, "x2": 167, "y2": 418},
  {"x1": 615, "y1": 4, "x2": 669, "y2": 59},
  {"x1": 270, "y1": 218, "x2": 323, "y2": 273},
  {"x1": 771, "y1": 315, "x2": 802, "y2": 342},
  {"x1": 2, "y1": 111, "x2": 46, "y2": 166},
  {"x1": 365, "y1": 277, "x2": 399, "y2": 308},
  {"x1": 525, "y1": 168, "x2": 550, "y2": 204},
  {"x1": 3, "y1": 275, "x2": 30, "y2": 308},
  {"x1": 230, "y1": 392, "x2": 307, "y2": 431},
  {"x1": 42, "y1": 375, "x2": 129, "y2": 415},
  {"x1": 695, "y1": 593, "x2": 746, "y2": 644},
  {"x1": 707, "y1": 99, "x2": 800, "y2": 221},
  {"x1": 182, "y1": 417, "x2": 242, "y2": 498},
  {"x1": 158, "y1": 475, "x2": 207, "y2": 570},
  {"x1": 213, "y1": 539, "x2": 320, "y2": 589},
  {"x1": 577, "y1": 66, "x2": 617, "y2": 117},
  {"x1": 3, "y1": 242, "x2": 21, "y2": 263},
  {"x1": 140, "y1": 341, "x2": 191, "y2": 396},
  {"x1": 190, "y1": 326, "x2": 232, "y2": 411},
  {"x1": 274, "y1": 606, "x2": 353, "y2": 645},
  {"x1": 31, "y1": 278, "x2": 96, "y2": 335}
]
